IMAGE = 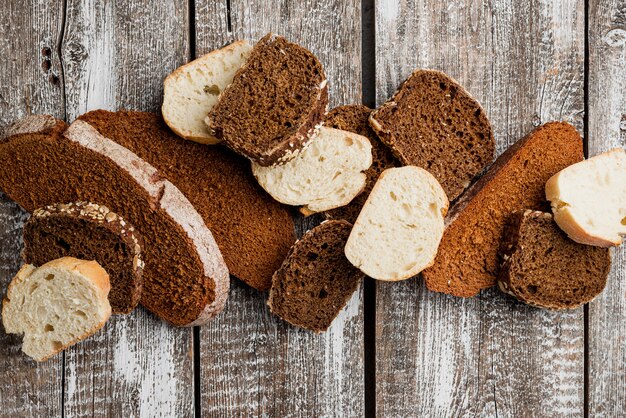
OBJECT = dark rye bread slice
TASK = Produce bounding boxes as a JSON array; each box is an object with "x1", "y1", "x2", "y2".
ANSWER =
[
  {"x1": 498, "y1": 210, "x2": 610, "y2": 309},
  {"x1": 268, "y1": 220, "x2": 364, "y2": 332},
  {"x1": 23, "y1": 201, "x2": 144, "y2": 315},
  {"x1": 422, "y1": 122, "x2": 584, "y2": 297},
  {"x1": 0, "y1": 115, "x2": 229, "y2": 326},
  {"x1": 322, "y1": 105, "x2": 399, "y2": 223},
  {"x1": 369, "y1": 69, "x2": 495, "y2": 201},
  {"x1": 77, "y1": 110, "x2": 296, "y2": 291},
  {"x1": 206, "y1": 33, "x2": 328, "y2": 166}
]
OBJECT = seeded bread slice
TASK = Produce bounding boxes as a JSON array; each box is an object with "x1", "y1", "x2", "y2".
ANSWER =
[
  {"x1": 323, "y1": 105, "x2": 400, "y2": 223},
  {"x1": 206, "y1": 33, "x2": 328, "y2": 166},
  {"x1": 23, "y1": 201, "x2": 144, "y2": 315},
  {"x1": 345, "y1": 166, "x2": 448, "y2": 281},
  {"x1": 546, "y1": 148, "x2": 626, "y2": 247},
  {"x1": 423, "y1": 122, "x2": 584, "y2": 297},
  {"x1": 162, "y1": 40, "x2": 253, "y2": 144},
  {"x1": 369, "y1": 69, "x2": 495, "y2": 201},
  {"x1": 0, "y1": 115, "x2": 229, "y2": 326},
  {"x1": 2, "y1": 257, "x2": 111, "y2": 362},
  {"x1": 498, "y1": 210, "x2": 610, "y2": 309},
  {"x1": 268, "y1": 220, "x2": 364, "y2": 332}
]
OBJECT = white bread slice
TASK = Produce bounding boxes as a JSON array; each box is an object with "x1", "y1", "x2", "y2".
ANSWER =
[
  {"x1": 251, "y1": 127, "x2": 373, "y2": 214},
  {"x1": 162, "y1": 40, "x2": 253, "y2": 144},
  {"x1": 2, "y1": 257, "x2": 111, "y2": 362},
  {"x1": 344, "y1": 166, "x2": 449, "y2": 281},
  {"x1": 546, "y1": 148, "x2": 626, "y2": 247}
]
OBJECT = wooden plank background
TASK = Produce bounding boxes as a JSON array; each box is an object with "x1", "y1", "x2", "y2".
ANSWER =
[{"x1": 0, "y1": 0, "x2": 623, "y2": 416}]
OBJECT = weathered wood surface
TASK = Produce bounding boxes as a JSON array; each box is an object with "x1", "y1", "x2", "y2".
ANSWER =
[
  {"x1": 374, "y1": 0, "x2": 586, "y2": 416},
  {"x1": 195, "y1": 1, "x2": 365, "y2": 416},
  {"x1": 587, "y1": 0, "x2": 626, "y2": 415}
]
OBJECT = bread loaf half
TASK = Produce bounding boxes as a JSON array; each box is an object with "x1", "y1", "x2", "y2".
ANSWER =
[
  {"x1": 344, "y1": 166, "x2": 448, "y2": 281},
  {"x1": 546, "y1": 148, "x2": 626, "y2": 247},
  {"x1": 2, "y1": 257, "x2": 112, "y2": 362}
]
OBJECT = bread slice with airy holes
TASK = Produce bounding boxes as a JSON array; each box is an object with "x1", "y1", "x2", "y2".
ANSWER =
[
  {"x1": 546, "y1": 148, "x2": 626, "y2": 247},
  {"x1": 344, "y1": 166, "x2": 448, "y2": 281},
  {"x1": 2, "y1": 257, "x2": 112, "y2": 362},
  {"x1": 252, "y1": 126, "x2": 372, "y2": 214},
  {"x1": 162, "y1": 40, "x2": 253, "y2": 144}
]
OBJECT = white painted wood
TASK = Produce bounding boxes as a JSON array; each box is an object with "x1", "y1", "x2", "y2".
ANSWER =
[
  {"x1": 587, "y1": 0, "x2": 626, "y2": 415},
  {"x1": 374, "y1": 0, "x2": 585, "y2": 416}
]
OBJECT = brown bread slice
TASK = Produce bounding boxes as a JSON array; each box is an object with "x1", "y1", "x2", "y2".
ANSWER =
[
  {"x1": 0, "y1": 115, "x2": 229, "y2": 326},
  {"x1": 23, "y1": 201, "x2": 144, "y2": 315},
  {"x1": 498, "y1": 210, "x2": 610, "y2": 309},
  {"x1": 206, "y1": 33, "x2": 328, "y2": 166},
  {"x1": 422, "y1": 122, "x2": 584, "y2": 297},
  {"x1": 369, "y1": 69, "x2": 495, "y2": 201},
  {"x1": 268, "y1": 220, "x2": 364, "y2": 332},
  {"x1": 77, "y1": 110, "x2": 296, "y2": 291},
  {"x1": 322, "y1": 105, "x2": 399, "y2": 223}
]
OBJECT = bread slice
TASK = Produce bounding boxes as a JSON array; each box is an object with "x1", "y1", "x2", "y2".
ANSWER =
[
  {"x1": 206, "y1": 33, "x2": 328, "y2": 166},
  {"x1": 323, "y1": 105, "x2": 399, "y2": 223},
  {"x1": 369, "y1": 69, "x2": 495, "y2": 201},
  {"x1": 162, "y1": 40, "x2": 253, "y2": 144},
  {"x1": 2, "y1": 257, "x2": 111, "y2": 362},
  {"x1": 423, "y1": 122, "x2": 584, "y2": 297},
  {"x1": 252, "y1": 126, "x2": 372, "y2": 214},
  {"x1": 498, "y1": 210, "x2": 610, "y2": 309},
  {"x1": 77, "y1": 110, "x2": 296, "y2": 291},
  {"x1": 267, "y1": 220, "x2": 364, "y2": 332},
  {"x1": 0, "y1": 115, "x2": 229, "y2": 326},
  {"x1": 23, "y1": 201, "x2": 144, "y2": 315},
  {"x1": 344, "y1": 166, "x2": 448, "y2": 281},
  {"x1": 546, "y1": 148, "x2": 626, "y2": 247}
]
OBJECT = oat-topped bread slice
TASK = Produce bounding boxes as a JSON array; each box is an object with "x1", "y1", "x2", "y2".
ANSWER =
[
  {"x1": 77, "y1": 110, "x2": 296, "y2": 291},
  {"x1": 162, "y1": 40, "x2": 253, "y2": 144},
  {"x1": 369, "y1": 69, "x2": 495, "y2": 201},
  {"x1": 422, "y1": 122, "x2": 584, "y2": 297},
  {"x1": 23, "y1": 201, "x2": 144, "y2": 315},
  {"x1": 268, "y1": 220, "x2": 364, "y2": 332},
  {"x1": 498, "y1": 210, "x2": 610, "y2": 309},
  {"x1": 206, "y1": 33, "x2": 328, "y2": 166},
  {"x1": 0, "y1": 115, "x2": 229, "y2": 326},
  {"x1": 2, "y1": 257, "x2": 112, "y2": 361},
  {"x1": 323, "y1": 105, "x2": 399, "y2": 223}
]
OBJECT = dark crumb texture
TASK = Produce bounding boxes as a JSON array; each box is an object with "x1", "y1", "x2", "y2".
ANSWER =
[
  {"x1": 323, "y1": 105, "x2": 399, "y2": 223},
  {"x1": 498, "y1": 210, "x2": 610, "y2": 309},
  {"x1": 370, "y1": 69, "x2": 494, "y2": 201},
  {"x1": 207, "y1": 33, "x2": 328, "y2": 166},
  {"x1": 268, "y1": 220, "x2": 364, "y2": 332},
  {"x1": 23, "y1": 202, "x2": 144, "y2": 314}
]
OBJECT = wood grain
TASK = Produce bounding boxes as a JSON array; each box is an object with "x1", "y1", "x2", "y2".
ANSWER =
[
  {"x1": 374, "y1": 0, "x2": 585, "y2": 416},
  {"x1": 0, "y1": 1, "x2": 65, "y2": 416},
  {"x1": 60, "y1": 1, "x2": 195, "y2": 416},
  {"x1": 587, "y1": 0, "x2": 626, "y2": 415},
  {"x1": 195, "y1": 1, "x2": 365, "y2": 415}
]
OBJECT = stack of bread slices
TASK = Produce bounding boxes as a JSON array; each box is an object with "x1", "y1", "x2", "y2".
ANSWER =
[{"x1": 1, "y1": 33, "x2": 624, "y2": 361}]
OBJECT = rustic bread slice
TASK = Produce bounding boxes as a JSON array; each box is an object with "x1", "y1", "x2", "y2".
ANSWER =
[
  {"x1": 2, "y1": 257, "x2": 111, "y2": 362},
  {"x1": 0, "y1": 115, "x2": 229, "y2": 326},
  {"x1": 268, "y1": 220, "x2": 364, "y2": 332},
  {"x1": 369, "y1": 69, "x2": 495, "y2": 201},
  {"x1": 344, "y1": 166, "x2": 448, "y2": 281},
  {"x1": 498, "y1": 210, "x2": 611, "y2": 309},
  {"x1": 162, "y1": 40, "x2": 253, "y2": 144},
  {"x1": 423, "y1": 122, "x2": 584, "y2": 297},
  {"x1": 23, "y1": 201, "x2": 144, "y2": 315},
  {"x1": 77, "y1": 110, "x2": 296, "y2": 291},
  {"x1": 323, "y1": 105, "x2": 400, "y2": 223},
  {"x1": 206, "y1": 33, "x2": 328, "y2": 166},
  {"x1": 252, "y1": 126, "x2": 372, "y2": 214},
  {"x1": 546, "y1": 148, "x2": 626, "y2": 247}
]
